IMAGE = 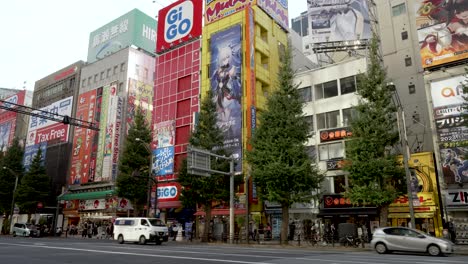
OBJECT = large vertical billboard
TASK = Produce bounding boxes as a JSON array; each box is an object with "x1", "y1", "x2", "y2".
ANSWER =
[
  {"x1": 415, "y1": 0, "x2": 468, "y2": 68},
  {"x1": 307, "y1": 0, "x2": 371, "y2": 43},
  {"x1": 156, "y1": 0, "x2": 203, "y2": 53},
  {"x1": 87, "y1": 9, "x2": 156, "y2": 63},
  {"x1": 205, "y1": 0, "x2": 254, "y2": 25},
  {"x1": 430, "y1": 76, "x2": 468, "y2": 184},
  {"x1": 26, "y1": 96, "x2": 73, "y2": 147},
  {"x1": 209, "y1": 25, "x2": 243, "y2": 172},
  {"x1": 70, "y1": 89, "x2": 101, "y2": 185},
  {"x1": 257, "y1": 0, "x2": 289, "y2": 30},
  {"x1": 94, "y1": 84, "x2": 111, "y2": 182},
  {"x1": 0, "y1": 91, "x2": 26, "y2": 151},
  {"x1": 23, "y1": 143, "x2": 47, "y2": 171},
  {"x1": 153, "y1": 120, "x2": 175, "y2": 176}
]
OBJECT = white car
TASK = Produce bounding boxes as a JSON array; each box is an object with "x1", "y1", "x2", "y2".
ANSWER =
[
  {"x1": 113, "y1": 217, "x2": 169, "y2": 245},
  {"x1": 370, "y1": 227, "x2": 454, "y2": 256},
  {"x1": 12, "y1": 223, "x2": 32, "y2": 237}
]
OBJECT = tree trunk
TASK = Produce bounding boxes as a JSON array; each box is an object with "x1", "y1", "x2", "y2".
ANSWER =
[
  {"x1": 27, "y1": 214, "x2": 32, "y2": 223},
  {"x1": 379, "y1": 205, "x2": 389, "y2": 227},
  {"x1": 202, "y1": 204, "x2": 212, "y2": 242},
  {"x1": 133, "y1": 199, "x2": 139, "y2": 217},
  {"x1": 281, "y1": 203, "x2": 289, "y2": 245}
]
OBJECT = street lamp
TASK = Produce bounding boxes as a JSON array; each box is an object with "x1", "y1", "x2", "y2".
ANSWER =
[
  {"x1": 135, "y1": 138, "x2": 156, "y2": 218},
  {"x1": 3, "y1": 166, "x2": 19, "y2": 232},
  {"x1": 387, "y1": 82, "x2": 416, "y2": 229}
]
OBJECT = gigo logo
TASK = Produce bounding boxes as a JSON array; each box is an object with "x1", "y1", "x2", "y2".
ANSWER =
[
  {"x1": 164, "y1": 1, "x2": 194, "y2": 43},
  {"x1": 157, "y1": 186, "x2": 178, "y2": 199}
]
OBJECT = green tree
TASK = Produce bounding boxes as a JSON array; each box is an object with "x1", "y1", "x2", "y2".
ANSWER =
[
  {"x1": 116, "y1": 108, "x2": 152, "y2": 216},
  {"x1": 0, "y1": 138, "x2": 24, "y2": 234},
  {"x1": 343, "y1": 36, "x2": 405, "y2": 225},
  {"x1": 246, "y1": 43, "x2": 323, "y2": 245},
  {"x1": 178, "y1": 88, "x2": 231, "y2": 242},
  {"x1": 15, "y1": 148, "x2": 49, "y2": 221}
]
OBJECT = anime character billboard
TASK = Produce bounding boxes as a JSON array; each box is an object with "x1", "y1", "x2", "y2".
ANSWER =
[
  {"x1": 415, "y1": 0, "x2": 468, "y2": 68},
  {"x1": 209, "y1": 25, "x2": 242, "y2": 172}
]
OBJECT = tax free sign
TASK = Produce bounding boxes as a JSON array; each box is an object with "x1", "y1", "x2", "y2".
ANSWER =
[{"x1": 156, "y1": 0, "x2": 203, "y2": 53}]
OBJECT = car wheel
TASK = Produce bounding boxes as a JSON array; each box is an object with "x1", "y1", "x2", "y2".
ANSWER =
[
  {"x1": 155, "y1": 240, "x2": 162, "y2": 245},
  {"x1": 139, "y1": 235, "x2": 146, "y2": 245},
  {"x1": 428, "y1": 244, "x2": 441, "y2": 256},
  {"x1": 12, "y1": 231, "x2": 16, "y2": 237},
  {"x1": 117, "y1": 235, "x2": 124, "y2": 244},
  {"x1": 375, "y1": 243, "x2": 388, "y2": 254}
]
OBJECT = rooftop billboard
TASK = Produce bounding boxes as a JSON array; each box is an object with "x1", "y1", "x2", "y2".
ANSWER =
[
  {"x1": 205, "y1": 0, "x2": 254, "y2": 25},
  {"x1": 257, "y1": 0, "x2": 289, "y2": 30},
  {"x1": 415, "y1": 0, "x2": 468, "y2": 68},
  {"x1": 87, "y1": 9, "x2": 157, "y2": 63},
  {"x1": 307, "y1": 0, "x2": 371, "y2": 43}
]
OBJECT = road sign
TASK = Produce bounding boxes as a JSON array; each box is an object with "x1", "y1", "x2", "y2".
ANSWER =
[{"x1": 187, "y1": 146, "x2": 211, "y2": 176}]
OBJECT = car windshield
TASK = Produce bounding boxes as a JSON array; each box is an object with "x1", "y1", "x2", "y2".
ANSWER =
[{"x1": 148, "y1": 219, "x2": 165, "y2": 227}]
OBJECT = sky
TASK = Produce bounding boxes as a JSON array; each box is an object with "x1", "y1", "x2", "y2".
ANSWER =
[{"x1": 0, "y1": 0, "x2": 307, "y2": 91}]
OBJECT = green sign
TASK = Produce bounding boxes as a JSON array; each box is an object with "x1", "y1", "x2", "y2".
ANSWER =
[{"x1": 87, "y1": 9, "x2": 156, "y2": 63}]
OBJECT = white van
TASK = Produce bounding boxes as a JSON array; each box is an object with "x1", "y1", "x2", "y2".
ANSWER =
[{"x1": 113, "y1": 217, "x2": 169, "y2": 245}]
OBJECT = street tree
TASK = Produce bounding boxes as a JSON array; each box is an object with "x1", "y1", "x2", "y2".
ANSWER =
[
  {"x1": 15, "y1": 147, "x2": 49, "y2": 221},
  {"x1": 343, "y1": 36, "x2": 405, "y2": 225},
  {"x1": 0, "y1": 137, "x2": 24, "y2": 234},
  {"x1": 246, "y1": 43, "x2": 323, "y2": 245},
  {"x1": 178, "y1": 88, "x2": 231, "y2": 242},
  {"x1": 116, "y1": 107, "x2": 152, "y2": 216}
]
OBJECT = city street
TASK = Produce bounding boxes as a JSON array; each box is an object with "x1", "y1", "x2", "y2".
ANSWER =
[{"x1": 0, "y1": 237, "x2": 467, "y2": 264}]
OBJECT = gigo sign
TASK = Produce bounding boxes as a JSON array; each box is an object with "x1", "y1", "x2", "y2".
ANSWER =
[
  {"x1": 157, "y1": 185, "x2": 179, "y2": 200},
  {"x1": 156, "y1": 0, "x2": 202, "y2": 53}
]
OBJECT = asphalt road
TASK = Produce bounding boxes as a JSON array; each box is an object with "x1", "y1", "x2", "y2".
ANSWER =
[{"x1": 0, "y1": 236, "x2": 467, "y2": 264}]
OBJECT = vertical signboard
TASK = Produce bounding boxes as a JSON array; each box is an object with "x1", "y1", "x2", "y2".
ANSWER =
[
  {"x1": 205, "y1": 0, "x2": 254, "y2": 25},
  {"x1": 111, "y1": 97, "x2": 123, "y2": 180},
  {"x1": 0, "y1": 91, "x2": 26, "y2": 151},
  {"x1": 127, "y1": 79, "x2": 153, "y2": 134},
  {"x1": 26, "y1": 96, "x2": 73, "y2": 147},
  {"x1": 94, "y1": 85, "x2": 111, "y2": 182},
  {"x1": 23, "y1": 143, "x2": 47, "y2": 171},
  {"x1": 257, "y1": 0, "x2": 289, "y2": 30},
  {"x1": 430, "y1": 76, "x2": 468, "y2": 184},
  {"x1": 156, "y1": 0, "x2": 203, "y2": 53},
  {"x1": 153, "y1": 120, "x2": 175, "y2": 176},
  {"x1": 209, "y1": 25, "x2": 243, "y2": 172},
  {"x1": 415, "y1": 0, "x2": 468, "y2": 68},
  {"x1": 101, "y1": 84, "x2": 120, "y2": 181},
  {"x1": 307, "y1": 0, "x2": 371, "y2": 43}
]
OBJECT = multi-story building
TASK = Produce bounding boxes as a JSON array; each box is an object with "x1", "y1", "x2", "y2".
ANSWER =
[{"x1": 58, "y1": 9, "x2": 156, "y2": 226}]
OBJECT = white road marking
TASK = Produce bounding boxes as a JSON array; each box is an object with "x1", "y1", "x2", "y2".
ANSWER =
[{"x1": 0, "y1": 242, "x2": 274, "y2": 264}]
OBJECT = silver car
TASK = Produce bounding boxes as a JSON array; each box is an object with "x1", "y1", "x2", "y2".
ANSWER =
[{"x1": 370, "y1": 227, "x2": 454, "y2": 256}]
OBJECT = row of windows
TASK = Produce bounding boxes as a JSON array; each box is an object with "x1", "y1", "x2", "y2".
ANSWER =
[
  {"x1": 298, "y1": 75, "x2": 357, "y2": 102},
  {"x1": 35, "y1": 77, "x2": 75, "y2": 102},
  {"x1": 82, "y1": 62, "x2": 126, "y2": 88}
]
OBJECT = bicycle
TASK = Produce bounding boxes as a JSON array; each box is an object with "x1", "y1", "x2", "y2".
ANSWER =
[{"x1": 344, "y1": 235, "x2": 361, "y2": 248}]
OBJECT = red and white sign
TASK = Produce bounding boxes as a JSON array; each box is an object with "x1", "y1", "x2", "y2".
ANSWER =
[
  {"x1": 157, "y1": 182, "x2": 181, "y2": 201},
  {"x1": 54, "y1": 66, "x2": 77, "y2": 81},
  {"x1": 0, "y1": 91, "x2": 26, "y2": 150},
  {"x1": 156, "y1": 0, "x2": 202, "y2": 53},
  {"x1": 80, "y1": 199, "x2": 106, "y2": 210},
  {"x1": 27, "y1": 123, "x2": 69, "y2": 146}
]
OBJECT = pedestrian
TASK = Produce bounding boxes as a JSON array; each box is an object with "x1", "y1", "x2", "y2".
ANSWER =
[
  {"x1": 266, "y1": 223, "x2": 272, "y2": 240},
  {"x1": 172, "y1": 223, "x2": 178, "y2": 241}
]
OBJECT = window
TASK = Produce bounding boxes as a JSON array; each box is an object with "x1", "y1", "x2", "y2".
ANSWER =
[
  {"x1": 113, "y1": 65, "x2": 118, "y2": 75},
  {"x1": 94, "y1": 74, "x2": 98, "y2": 83},
  {"x1": 392, "y1": 3, "x2": 406, "y2": 16},
  {"x1": 408, "y1": 84, "x2": 416, "y2": 94},
  {"x1": 340, "y1": 76, "x2": 356, "y2": 95},
  {"x1": 401, "y1": 31, "x2": 408, "y2": 40},
  {"x1": 298, "y1": 86, "x2": 312, "y2": 102},
  {"x1": 100, "y1": 71, "x2": 105, "y2": 80},
  {"x1": 141, "y1": 219, "x2": 149, "y2": 226},
  {"x1": 88, "y1": 77, "x2": 92, "y2": 85},
  {"x1": 304, "y1": 115, "x2": 314, "y2": 134},
  {"x1": 144, "y1": 67, "x2": 149, "y2": 79},
  {"x1": 135, "y1": 64, "x2": 140, "y2": 76},
  {"x1": 318, "y1": 142, "x2": 344, "y2": 161},
  {"x1": 118, "y1": 82, "x2": 124, "y2": 93},
  {"x1": 317, "y1": 110, "x2": 340, "y2": 130},
  {"x1": 82, "y1": 79, "x2": 86, "y2": 88},
  {"x1": 315, "y1": 80, "x2": 338, "y2": 100},
  {"x1": 107, "y1": 68, "x2": 111, "y2": 78},
  {"x1": 333, "y1": 175, "x2": 346, "y2": 193},
  {"x1": 342, "y1": 108, "x2": 356, "y2": 127},
  {"x1": 305, "y1": 145, "x2": 316, "y2": 159},
  {"x1": 405, "y1": 57, "x2": 412, "y2": 66},
  {"x1": 120, "y1": 62, "x2": 126, "y2": 72}
]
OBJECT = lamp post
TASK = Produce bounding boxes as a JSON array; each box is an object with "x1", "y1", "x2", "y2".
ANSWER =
[
  {"x1": 135, "y1": 138, "x2": 156, "y2": 217},
  {"x1": 387, "y1": 82, "x2": 416, "y2": 229},
  {"x1": 4, "y1": 166, "x2": 19, "y2": 232}
]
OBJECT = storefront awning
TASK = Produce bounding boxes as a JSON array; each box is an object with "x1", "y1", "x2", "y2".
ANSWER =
[
  {"x1": 318, "y1": 207, "x2": 378, "y2": 217},
  {"x1": 193, "y1": 209, "x2": 247, "y2": 216},
  {"x1": 388, "y1": 212, "x2": 435, "y2": 219},
  {"x1": 58, "y1": 190, "x2": 114, "y2": 201}
]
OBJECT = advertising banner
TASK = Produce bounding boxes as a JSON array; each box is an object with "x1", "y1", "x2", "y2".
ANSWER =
[
  {"x1": 154, "y1": 120, "x2": 175, "y2": 148},
  {"x1": 157, "y1": 182, "x2": 181, "y2": 202},
  {"x1": 79, "y1": 199, "x2": 106, "y2": 211},
  {"x1": 415, "y1": 0, "x2": 468, "y2": 68},
  {"x1": 26, "y1": 96, "x2": 73, "y2": 147},
  {"x1": 209, "y1": 25, "x2": 243, "y2": 172},
  {"x1": 430, "y1": 76, "x2": 468, "y2": 184},
  {"x1": 23, "y1": 143, "x2": 47, "y2": 171},
  {"x1": 0, "y1": 122, "x2": 12, "y2": 151},
  {"x1": 127, "y1": 79, "x2": 153, "y2": 134},
  {"x1": 156, "y1": 0, "x2": 203, "y2": 53},
  {"x1": 446, "y1": 189, "x2": 468, "y2": 206},
  {"x1": 87, "y1": 9, "x2": 156, "y2": 63},
  {"x1": 320, "y1": 127, "x2": 352, "y2": 142},
  {"x1": 111, "y1": 97, "x2": 123, "y2": 180},
  {"x1": 94, "y1": 85, "x2": 111, "y2": 182},
  {"x1": 101, "y1": 84, "x2": 120, "y2": 182},
  {"x1": 257, "y1": 0, "x2": 289, "y2": 30},
  {"x1": 308, "y1": 0, "x2": 371, "y2": 43},
  {"x1": 205, "y1": 0, "x2": 254, "y2": 25},
  {"x1": 153, "y1": 146, "x2": 175, "y2": 176},
  {"x1": 0, "y1": 91, "x2": 26, "y2": 151}
]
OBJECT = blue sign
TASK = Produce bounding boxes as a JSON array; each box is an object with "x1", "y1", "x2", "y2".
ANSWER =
[
  {"x1": 23, "y1": 143, "x2": 47, "y2": 171},
  {"x1": 153, "y1": 146, "x2": 174, "y2": 176}
]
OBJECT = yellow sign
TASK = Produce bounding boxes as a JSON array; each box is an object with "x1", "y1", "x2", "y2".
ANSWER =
[
  {"x1": 390, "y1": 192, "x2": 436, "y2": 207},
  {"x1": 388, "y1": 212, "x2": 435, "y2": 219}
]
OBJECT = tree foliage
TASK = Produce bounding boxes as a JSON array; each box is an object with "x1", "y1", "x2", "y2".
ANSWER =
[
  {"x1": 177, "y1": 88, "x2": 231, "y2": 241},
  {"x1": 246, "y1": 43, "x2": 323, "y2": 245},
  {"x1": 15, "y1": 147, "x2": 49, "y2": 218},
  {"x1": 343, "y1": 36, "x2": 405, "y2": 223},
  {"x1": 0, "y1": 138, "x2": 24, "y2": 216},
  {"x1": 116, "y1": 107, "x2": 152, "y2": 216}
]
